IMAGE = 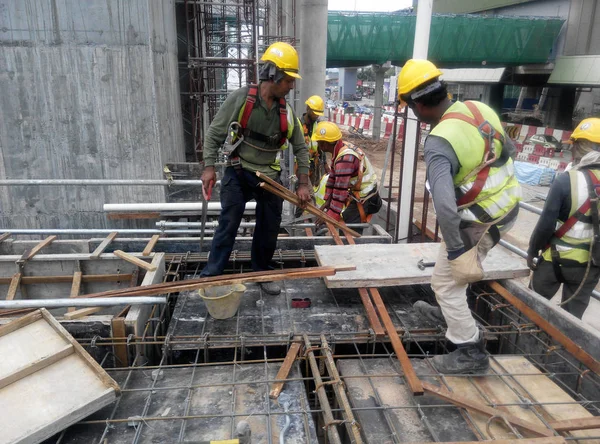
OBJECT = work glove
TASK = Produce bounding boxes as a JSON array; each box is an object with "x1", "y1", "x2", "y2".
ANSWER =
[{"x1": 448, "y1": 246, "x2": 484, "y2": 286}]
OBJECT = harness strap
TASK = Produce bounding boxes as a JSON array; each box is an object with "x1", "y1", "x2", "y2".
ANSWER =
[
  {"x1": 441, "y1": 101, "x2": 503, "y2": 208},
  {"x1": 553, "y1": 170, "x2": 600, "y2": 240}
]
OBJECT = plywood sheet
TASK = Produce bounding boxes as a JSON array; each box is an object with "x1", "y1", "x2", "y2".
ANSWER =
[
  {"x1": 315, "y1": 243, "x2": 529, "y2": 288},
  {"x1": 495, "y1": 356, "x2": 600, "y2": 443},
  {"x1": 0, "y1": 310, "x2": 119, "y2": 444}
]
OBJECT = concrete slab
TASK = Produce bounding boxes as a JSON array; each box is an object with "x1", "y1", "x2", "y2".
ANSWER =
[{"x1": 315, "y1": 243, "x2": 530, "y2": 288}]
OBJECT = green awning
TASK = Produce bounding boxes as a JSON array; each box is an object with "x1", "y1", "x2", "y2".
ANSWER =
[{"x1": 548, "y1": 56, "x2": 600, "y2": 86}]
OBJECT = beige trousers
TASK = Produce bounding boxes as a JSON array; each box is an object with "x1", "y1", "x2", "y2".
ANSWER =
[{"x1": 431, "y1": 233, "x2": 495, "y2": 344}]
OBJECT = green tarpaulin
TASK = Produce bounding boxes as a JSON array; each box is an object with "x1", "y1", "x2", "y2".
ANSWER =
[{"x1": 327, "y1": 13, "x2": 564, "y2": 68}]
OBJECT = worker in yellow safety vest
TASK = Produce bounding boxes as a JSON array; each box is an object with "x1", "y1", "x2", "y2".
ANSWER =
[
  {"x1": 398, "y1": 59, "x2": 521, "y2": 374},
  {"x1": 528, "y1": 118, "x2": 600, "y2": 319},
  {"x1": 312, "y1": 121, "x2": 381, "y2": 234},
  {"x1": 301, "y1": 95, "x2": 329, "y2": 186}
]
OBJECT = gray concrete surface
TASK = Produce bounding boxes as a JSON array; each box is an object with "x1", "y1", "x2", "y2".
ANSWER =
[{"x1": 0, "y1": 0, "x2": 185, "y2": 229}]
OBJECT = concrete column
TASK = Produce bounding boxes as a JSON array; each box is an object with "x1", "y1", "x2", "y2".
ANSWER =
[
  {"x1": 0, "y1": 0, "x2": 184, "y2": 230},
  {"x1": 338, "y1": 68, "x2": 358, "y2": 100},
  {"x1": 297, "y1": 0, "x2": 327, "y2": 116},
  {"x1": 372, "y1": 65, "x2": 387, "y2": 141}
]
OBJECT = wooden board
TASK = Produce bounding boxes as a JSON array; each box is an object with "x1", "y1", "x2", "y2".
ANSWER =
[
  {"x1": 0, "y1": 309, "x2": 119, "y2": 444},
  {"x1": 315, "y1": 243, "x2": 529, "y2": 288},
  {"x1": 495, "y1": 356, "x2": 600, "y2": 442}
]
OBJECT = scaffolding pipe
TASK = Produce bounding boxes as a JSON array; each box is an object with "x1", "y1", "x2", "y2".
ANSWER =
[
  {"x1": 519, "y1": 201, "x2": 542, "y2": 216},
  {"x1": 156, "y1": 221, "x2": 371, "y2": 228},
  {"x1": 0, "y1": 179, "x2": 220, "y2": 187},
  {"x1": 0, "y1": 297, "x2": 166, "y2": 309},
  {"x1": 104, "y1": 202, "x2": 256, "y2": 212},
  {"x1": 1, "y1": 229, "x2": 219, "y2": 235}
]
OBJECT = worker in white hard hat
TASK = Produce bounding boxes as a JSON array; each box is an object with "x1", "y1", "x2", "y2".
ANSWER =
[
  {"x1": 200, "y1": 42, "x2": 311, "y2": 296},
  {"x1": 528, "y1": 118, "x2": 600, "y2": 319},
  {"x1": 397, "y1": 59, "x2": 521, "y2": 374},
  {"x1": 312, "y1": 121, "x2": 381, "y2": 234}
]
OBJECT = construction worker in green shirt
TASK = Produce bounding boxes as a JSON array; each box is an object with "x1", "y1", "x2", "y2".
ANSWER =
[{"x1": 200, "y1": 42, "x2": 311, "y2": 295}]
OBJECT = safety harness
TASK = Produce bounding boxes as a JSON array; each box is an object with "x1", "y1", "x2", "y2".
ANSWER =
[
  {"x1": 440, "y1": 101, "x2": 508, "y2": 244},
  {"x1": 548, "y1": 169, "x2": 600, "y2": 282},
  {"x1": 227, "y1": 84, "x2": 289, "y2": 176},
  {"x1": 337, "y1": 141, "x2": 378, "y2": 223},
  {"x1": 440, "y1": 101, "x2": 504, "y2": 208}
]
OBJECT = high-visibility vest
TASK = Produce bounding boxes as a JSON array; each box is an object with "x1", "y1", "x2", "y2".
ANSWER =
[
  {"x1": 303, "y1": 117, "x2": 321, "y2": 158},
  {"x1": 235, "y1": 85, "x2": 296, "y2": 172},
  {"x1": 429, "y1": 101, "x2": 521, "y2": 223},
  {"x1": 542, "y1": 168, "x2": 600, "y2": 264},
  {"x1": 334, "y1": 141, "x2": 377, "y2": 199},
  {"x1": 314, "y1": 174, "x2": 329, "y2": 207}
]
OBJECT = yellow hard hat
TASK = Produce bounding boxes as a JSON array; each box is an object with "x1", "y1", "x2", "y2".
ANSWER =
[
  {"x1": 397, "y1": 59, "x2": 443, "y2": 99},
  {"x1": 314, "y1": 121, "x2": 342, "y2": 143},
  {"x1": 571, "y1": 118, "x2": 600, "y2": 144},
  {"x1": 305, "y1": 95, "x2": 325, "y2": 115},
  {"x1": 261, "y1": 42, "x2": 301, "y2": 79}
]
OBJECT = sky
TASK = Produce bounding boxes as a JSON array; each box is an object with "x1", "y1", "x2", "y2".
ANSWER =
[{"x1": 328, "y1": 0, "x2": 413, "y2": 13}]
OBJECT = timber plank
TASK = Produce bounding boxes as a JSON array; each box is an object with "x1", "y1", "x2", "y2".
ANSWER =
[
  {"x1": 422, "y1": 381, "x2": 554, "y2": 437},
  {"x1": 142, "y1": 234, "x2": 161, "y2": 256},
  {"x1": 496, "y1": 355, "x2": 600, "y2": 441},
  {"x1": 315, "y1": 243, "x2": 529, "y2": 288},
  {"x1": 20, "y1": 235, "x2": 57, "y2": 261},
  {"x1": 369, "y1": 288, "x2": 423, "y2": 396},
  {"x1": 6, "y1": 272, "x2": 22, "y2": 301},
  {"x1": 90, "y1": 232, "x2": 118, "y2": 258},
  {"x1": 269, "y1": 342, "x2": 302, "y2": 399},
  {"x1": 113, "y1": 250, "x2": 157, "y2": 272},
  {"x1": 0, "y1": 233, "x2": 11, "y2": 243}
]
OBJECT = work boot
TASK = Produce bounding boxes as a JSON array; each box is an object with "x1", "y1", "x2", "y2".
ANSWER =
[
  {"x1": 414, "y1": 301, "x2": 446, "y2": 325},
  {"x1": 431, "y1": 328, "x2": 489, "y2": 375},
  {"x1": 260, "y1": 281, "x2": 281, "y2": 295}
]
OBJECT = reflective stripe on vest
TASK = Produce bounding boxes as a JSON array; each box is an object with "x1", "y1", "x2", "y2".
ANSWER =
[
  {"x1": 542, "y1": 169, "x2": 600, "y2": 264},
  {"x1": 429, "y1": 101, "x2": 521, "y2": 223},
  {"x1": 335, "y1": 141, "x2": 377, "y2": 198}
]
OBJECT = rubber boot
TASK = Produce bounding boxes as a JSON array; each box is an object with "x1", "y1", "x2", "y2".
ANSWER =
[
  {"x1": 260, "y1": 281, "x2": 281, "y2": 295},
  {"x1": 431, "y1": 328, "x2": 489, "y2": 374},
  {"x1": 413, "y1": 301, "x2": 446, "y2": 325}
]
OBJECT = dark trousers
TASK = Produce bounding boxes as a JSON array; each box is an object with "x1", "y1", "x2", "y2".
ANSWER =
[
  {"x1": 531, "y1": 260, "x2": 600, "y2": 319},
  {"x1": 341, "y1": 191, "x2": 382, "y2": 234},
  {"x1": 201, "y1": 167, "x2": 283, "y2": 277}
]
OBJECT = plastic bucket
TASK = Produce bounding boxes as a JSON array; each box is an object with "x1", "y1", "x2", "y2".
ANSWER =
[{"x1": 199, "y1": 284, "x2": 246, "y2": 319}]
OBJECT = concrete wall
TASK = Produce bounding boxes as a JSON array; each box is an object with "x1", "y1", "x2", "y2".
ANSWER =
[
  {"x1": 564, "y1": 0, "x2": 600, "y2": 56},
  {"x1": 0, "y1": 0, "x2": 185, "y2": 229}
]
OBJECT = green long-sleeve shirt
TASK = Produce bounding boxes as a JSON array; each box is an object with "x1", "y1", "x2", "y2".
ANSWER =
[{"x1": 203, "y1": 85, "x2": 309, "y2": 179}]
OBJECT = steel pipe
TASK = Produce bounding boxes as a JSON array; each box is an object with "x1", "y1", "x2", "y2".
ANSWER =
[
  {"x1": 103, "y1": 202, "x2": 256, "y2": 212},
  {"x1": 519, "y1": 201, "x2": 543, "y2": 216},
  {"x1": 0, "y1": 297, "x2": 166, "y2": 309},
  {"x1": 0, "y1": 179, "x2": 220, "y2": 187},
  {"x1": 2, "y1": 229, "x2": 215, "y2": 235},
  {"x1": 156, "y1": 221, "x2": 371, "y2": 228}
]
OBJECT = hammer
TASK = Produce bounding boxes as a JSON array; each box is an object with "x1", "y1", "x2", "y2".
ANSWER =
[{"x1": 417, "y1": 259, "x2": 436, "y2": 270}]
